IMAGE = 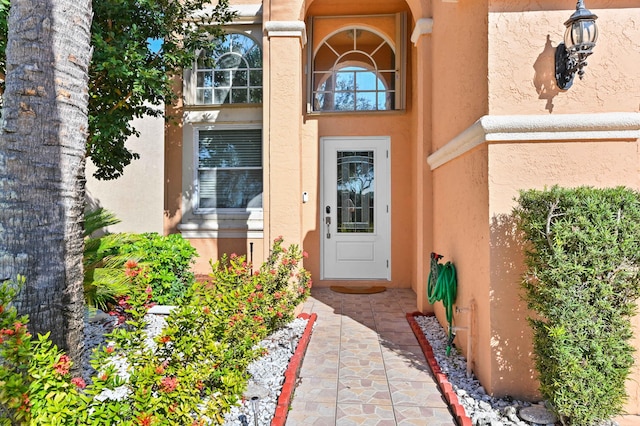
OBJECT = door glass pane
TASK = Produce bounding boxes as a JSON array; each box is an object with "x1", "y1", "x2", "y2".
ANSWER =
[{"x1": 336, "y1": 151, "x2": 374, "y2": 233}]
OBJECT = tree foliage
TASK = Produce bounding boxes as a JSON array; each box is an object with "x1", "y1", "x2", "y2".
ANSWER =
[
  {"x1": 0, "y1": 0, "x2": 7, "y2": 77},
  {"x1": 0, "y1": 0, "x2": 235, "y2": 180},
  {"x1": 514, "y1": 186, "x2": 640, "y2": 425}
]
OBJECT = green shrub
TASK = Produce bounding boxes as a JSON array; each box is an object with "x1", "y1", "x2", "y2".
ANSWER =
[
  {"x1": 0, "y1": 238, "x2": 311, "y2": 425},
  {"x1": 83, "y1": 208, "x2": 135, "y2": 310},
  {"x1": 118, "y1": 233, "x2": 198, "y2": 305},
  {"x1": 514, "y1": 186, "x2": 640, "y2": 425},
  {"x1": 83, "y1": 208, "x2": 198, "y2": 308}
]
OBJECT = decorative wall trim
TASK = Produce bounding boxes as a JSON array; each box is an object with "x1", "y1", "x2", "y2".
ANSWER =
[
  {"x1": 178, "y1": 228, "x2": 264, "y2": 239},
  {"x1": 411, "y1": 18, "x2": 434, "y2": 45},
  {"x1": 177, "y1": 214, "x2": 264, "y2": 239},
  {"x1": 427, "y1": 112, "x2": 640, "y2": 170},
  {"x1": 265, "y1": 20, "x2": 307, "y2": 46},
  {"x1": 195, "y1": 4, "x2": 263, "y2": 24}
]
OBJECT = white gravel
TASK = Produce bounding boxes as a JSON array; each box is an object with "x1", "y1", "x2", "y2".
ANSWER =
[
  {"x1": 84, "y1": 309, "x2": 309, "y2": 425},
  {"x1": 88, "y1": 309, "x2": 618, "y2": 426},
  {"x1": 414, "y1": 315, "x2": 619, "y2": 426},
  {"x1": 222, "y1": 318, "x2": 309, "y2": 426}
]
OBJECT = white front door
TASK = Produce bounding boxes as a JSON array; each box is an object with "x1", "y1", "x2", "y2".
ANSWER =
[{"x1": 321, "y1": 136, "x2": 391, "y2": 280}]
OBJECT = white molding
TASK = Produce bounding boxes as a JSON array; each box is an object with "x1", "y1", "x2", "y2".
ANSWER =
[
  {"x1": 265, "y1": 20, "x2": 307, "y2": 46},
  {"x1": 427, "y1": 112, "x2": 640, "y2": 170},
  {"x1": 178, "y1": 221, "x2": 264, "y2": 239},
  {"x1": 231, "y1": 4, "x2": 263, "y2": 18},
  {"x1": 411, "y1": 18, "x2": 433, "y2": 45},
  {"x1": 195, "y1": 4, "x2": 263, "y2": 24},
  {"x1": 178, "y1": 229, "x2": 265, "y2": 239}
]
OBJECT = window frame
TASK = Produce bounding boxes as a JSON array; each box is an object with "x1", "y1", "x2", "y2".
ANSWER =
[
  {"x1": 184, "y1": 26, "x2": 263, "y2": 107},
  {"x1": 193, "y1": 124, "x2": 263, "y2": 215},
  {"x1": 307, "y1": 13, "x2": 407, "y2": 114}
]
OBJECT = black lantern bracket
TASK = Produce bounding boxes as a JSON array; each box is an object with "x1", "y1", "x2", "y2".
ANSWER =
[{"x1": 555, "y1": 0, "x2": 598, "y2": 90}]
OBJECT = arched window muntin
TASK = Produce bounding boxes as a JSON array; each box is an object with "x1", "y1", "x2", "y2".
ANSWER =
[
  {"x1": 312, "y1": 26, "x2": 396, "y2": 112},
  {"x1": 196, "y1": 32, "x2": 262, "y2": 105}
]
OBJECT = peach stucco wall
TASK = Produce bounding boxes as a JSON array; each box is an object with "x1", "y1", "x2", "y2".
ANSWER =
[
  {"x1": 429, "y1": 0, "x2": 491, "y2": 398},
  {"x1": 166, "y1": 0, "x2": 429, "y2": 295},
  {"x1": 481, "y1": 1, "x2": 640, "y2": 406},
  {"x1": 429, "y1": 0, "x2": 640, "y2": 411},
  {"x1": 431, "y1": 144, "x2": 493, "y2": 393},
  {"x1": 487, "y1": 3, "x2": 640, "y2": 115},
  {"x1": 432, "y1": 130, "x2": 640, "y2": 403},
  {"x1": 487, "y1": 139, "x2": 640, "y2": 402},
  {"x1": 160, "y1": 0, "x2": 640, "y2": 415},
  {"x1": 302, "y1": 113, "x2": 416, "y2": 289},
  {"x1": 431, "y1": 0, "x2": 489, "y2": 149},
  {"x1": 306, "y1": 0, "x2": 410, "y2": 17},
  {"x1": 189, "y1": 237, "x2": 265, "y2": 272},
  {"x1": 262, "y1": 36, "x2": 304, "y2": 251},
  {"x1": 410, "y1": 6, "x2": 433, "y2": 310}
]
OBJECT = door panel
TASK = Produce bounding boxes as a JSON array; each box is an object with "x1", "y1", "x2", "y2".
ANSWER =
[{"x1": 321, "y1": 137, "x2": 390, "y2": 280}]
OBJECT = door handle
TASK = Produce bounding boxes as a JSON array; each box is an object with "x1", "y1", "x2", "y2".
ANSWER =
[{"x1": 325, "y1": 216, "x2": 331, "y2": 239}]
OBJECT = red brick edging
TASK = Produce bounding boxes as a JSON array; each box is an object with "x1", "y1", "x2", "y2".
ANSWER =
[
  {"x1": 271, "y1": 312, "x2": 318, "y2": 426},
  {"x1": 406, "y1": 312, "x2": 473, "y2": 426}
]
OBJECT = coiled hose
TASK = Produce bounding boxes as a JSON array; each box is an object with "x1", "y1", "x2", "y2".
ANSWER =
[{"x1": 427, "y1": 252, "x2": 457, "y2": 355}]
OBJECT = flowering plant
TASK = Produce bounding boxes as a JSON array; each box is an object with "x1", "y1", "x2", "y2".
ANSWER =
[
  {"x1": 0, "y1": 277, "x2": 87, "y2": 424},
  {"x1": 0, "y1": 239, "x2": 311, "y2": 425}
]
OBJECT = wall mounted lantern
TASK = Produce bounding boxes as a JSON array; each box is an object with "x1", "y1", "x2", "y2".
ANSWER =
[{"x1": 555, "y1": 0, "x2": 598, "y2": 90}]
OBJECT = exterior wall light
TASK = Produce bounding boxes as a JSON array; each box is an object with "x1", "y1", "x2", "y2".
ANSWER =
[{"x1": 555, "y1": 0, "x2": 598, "y2": 90}]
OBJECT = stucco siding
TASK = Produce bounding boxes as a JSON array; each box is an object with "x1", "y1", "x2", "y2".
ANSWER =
[
  {"x1": 488, "y1": 6, "x2": 640, "y2": 115},
  {"x1": 432, "y1": 144, "x2": 492, "y2": 395},
  {"x1": 487, "y1": 138, "x2": 640, "y2": 401},
  {"x1": 86, "y1": 113, "x2": 165, "y2": 234},
  {"x1": 302, "y1": 113, "x2": 416, "y2": 288},
  {"x1": 432, "y1": 0, "x2": 489, "y2": 150}
]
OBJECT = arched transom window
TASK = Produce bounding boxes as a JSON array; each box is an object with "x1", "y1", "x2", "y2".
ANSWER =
[
  {"x1": 312, "y1": 27, "x2": 396, "y2": 112},
  {"x1": 196, "y1": 33, "x2": 262, "y2": 105}
]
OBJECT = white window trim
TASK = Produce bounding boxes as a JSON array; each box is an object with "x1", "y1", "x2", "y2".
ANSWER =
[
  {"x1": 192, "y1": 123, "x2": 263, "y2": 214},
  {"x1": 179, "y1": 123, "x2": 264, "y2": 238},
  {"x1": 184, "y1": 25, "x2": 263, "y2": 107},
  {"x1": 307, "y1": 13, "x2": 407, "y2": 114},
  {"x1": 194, "y1": 32, "x2": 263, "y2": 106}
]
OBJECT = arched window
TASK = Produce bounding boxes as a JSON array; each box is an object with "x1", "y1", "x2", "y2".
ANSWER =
[
  {"x1": 196, "y1": 33, "x2": 262, "y2": 105},
  {"x1": 312, "y1": 27, "x2": 396, "y2": 112}
]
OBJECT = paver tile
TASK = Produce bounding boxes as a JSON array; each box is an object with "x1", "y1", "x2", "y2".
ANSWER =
[
  {"x1": 292, "y1": 376, "x2": 338, "y2": 403},
  {"x1": 339, "y1": 364, "x2": 387, "y2": 380},
  {"x1": 378, "y1": 331, "x2": 419, "y2": 346},
  {"x1": 285, "y1": 401, "x2": 336, "y2": 425},
  {"x1": 284, "y1": 287, "x2": 456, "y2": 426},
  {"x1": 389, "y1": 380, "x2": 447, "y2": 407},
  {"x1": 336, "y1": 403, "x2": 396, "y2": 426},
  {"x1": 393, "y1": 406, "x2": 458, "y2": 425},
  {"x1": 299, "y1": 355, "x2": 339, "y2": 378},
  {"x1": 383, "y1": 360, "x2": 432, "y2": 381},
  {"x1": 338, "y1": 378, "x2": 392, "y2": 405}
]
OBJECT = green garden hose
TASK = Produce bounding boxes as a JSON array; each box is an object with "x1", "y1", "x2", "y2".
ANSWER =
[{"x1": 427, "y1": 252, "x2": 457, "y2": 355}]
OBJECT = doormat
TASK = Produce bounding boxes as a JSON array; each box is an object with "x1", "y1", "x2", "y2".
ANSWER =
[{"x1": 330, "y1": 286, "x2": 387, "y2": 294}]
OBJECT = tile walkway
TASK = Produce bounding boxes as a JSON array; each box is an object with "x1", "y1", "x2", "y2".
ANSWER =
[{"x1": 287, "y1": 287, "x2": 457, "y2": 425}]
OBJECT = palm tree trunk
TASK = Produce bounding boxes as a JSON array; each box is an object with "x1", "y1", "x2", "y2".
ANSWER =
[{"x1": 0, "y1": 0, "x2": 93, "y2": 369}]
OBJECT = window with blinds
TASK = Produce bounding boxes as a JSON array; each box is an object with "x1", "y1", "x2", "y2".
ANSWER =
[{"x1": 197, "y1": 128, "x2": 263, "y2": 210}]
